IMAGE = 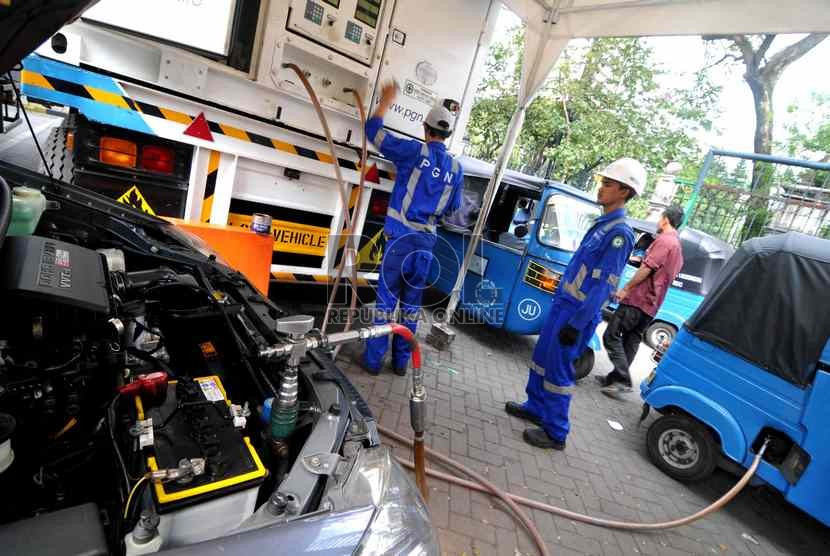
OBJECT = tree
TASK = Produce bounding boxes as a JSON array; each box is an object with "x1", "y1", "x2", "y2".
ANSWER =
[
  {"x1": 466, "y1": 30, "x2": 721, "y2": 200},
  {"x1": 702, "y1": 34, "x2": 828, "y2": 183},
  {"x1": 701, "y1": 34, "x2": 828, "y2": 239}
]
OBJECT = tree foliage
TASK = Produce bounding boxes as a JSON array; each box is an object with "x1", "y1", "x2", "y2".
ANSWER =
[
  {"x1": 784, "y1": 93, "x2": 830, "y2": 187},
  {"x1": 785, "y1": 93, "x2": 830, "y2": 162},
  {"x1": 465, "y1": 29, "x2": 721, "y2": 193}
]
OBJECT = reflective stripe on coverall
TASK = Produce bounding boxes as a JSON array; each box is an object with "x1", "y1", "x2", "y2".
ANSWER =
[
  {"x1": 363, "y1": 117, "x2": 464, "y2": 370},
  {"x1": 522, "y1": 208, "x2": 634, "y2": 441}
]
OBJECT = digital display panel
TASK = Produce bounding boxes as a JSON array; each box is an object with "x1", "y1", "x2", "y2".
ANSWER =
[{"x1": 354, "y1": 0, "x2": 381, "y2": 29}]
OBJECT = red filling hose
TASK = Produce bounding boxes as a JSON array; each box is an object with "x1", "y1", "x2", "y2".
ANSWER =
[
  {"x1": 389, "y1": 324, "x2": 421, "y2": 369},
  {"x1": 388, "y1": 324, "x2": 427, "y2": 501}
]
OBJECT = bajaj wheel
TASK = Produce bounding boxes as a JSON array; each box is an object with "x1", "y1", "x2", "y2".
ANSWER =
[
  {"x1": 646, "y1": 414, "x2": 717, "y2": 482},
  {"x1": 645, "y1": 321, "x2": 676, "y2": 350},
  {"x1": 574, "y1": 349, "x2": 595, "y2": 381}
]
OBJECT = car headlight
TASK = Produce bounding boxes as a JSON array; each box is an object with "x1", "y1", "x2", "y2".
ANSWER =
[{"x1": 331, "y1": 446, "x2": 439, "y2": 556}]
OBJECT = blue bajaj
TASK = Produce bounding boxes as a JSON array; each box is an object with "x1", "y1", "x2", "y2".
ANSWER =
[{"x1": 640, "y1": 232, "x2": 830, "y2": 527}]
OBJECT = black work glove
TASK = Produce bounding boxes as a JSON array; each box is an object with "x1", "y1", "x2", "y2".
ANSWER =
[{"x1": 558, "y1": 325, "x2": 579, "y2": 346}]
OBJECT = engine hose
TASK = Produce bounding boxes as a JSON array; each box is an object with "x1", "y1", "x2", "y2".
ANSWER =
[
  {"x1": 0, "y1": 175, "x2": 11, "y2": 251},
  {"x1": 380, "y1": 429, "x2": 771, "y2": 554}
]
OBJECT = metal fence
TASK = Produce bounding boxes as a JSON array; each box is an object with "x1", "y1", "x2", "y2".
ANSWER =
[{"x1": 674, "y1": 150, "x2": 830, "y2": 248}]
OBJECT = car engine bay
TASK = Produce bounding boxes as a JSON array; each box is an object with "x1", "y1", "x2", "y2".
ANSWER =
[{"x1": 0, "y1": 164, "x2": 434, "y2": 555}]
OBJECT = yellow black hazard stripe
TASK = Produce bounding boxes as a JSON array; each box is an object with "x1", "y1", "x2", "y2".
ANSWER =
[
  {"x1": 333, "y1": 185, "x2": 363, "y2": 265},
  {"x1": 21, "y1": 69, "x2": 394, "y2": 181},
  {"x1": 271, "y1": 273, "x2": 371, "y2": 286},
  {"x1": 201, "y1": 151, "x2": 221, "y2": 222}
]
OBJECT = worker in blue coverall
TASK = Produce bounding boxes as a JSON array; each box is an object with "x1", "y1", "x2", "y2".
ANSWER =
[
  {"x1": 505, "y1": 158, "x2": 648, "y2": 449},
  {"x1": 363, "y1": 82, "x2": 464, "y2": 375}
]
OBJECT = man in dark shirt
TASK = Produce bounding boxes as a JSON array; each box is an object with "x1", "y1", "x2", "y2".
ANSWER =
[{"x1": 597, "y1": 206, "x2": 684, "y2": 394}]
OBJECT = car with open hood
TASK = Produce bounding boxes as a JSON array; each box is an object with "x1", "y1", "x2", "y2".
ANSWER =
[{"x1": 0, "y1": 2, "x2": 437, "y2": 554}]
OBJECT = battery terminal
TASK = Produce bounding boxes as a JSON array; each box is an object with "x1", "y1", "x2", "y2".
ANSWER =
[{"x1": 148, "y1": 458, "x2": 206, "y2": 484}]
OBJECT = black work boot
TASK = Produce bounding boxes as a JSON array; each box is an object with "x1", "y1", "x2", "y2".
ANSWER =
[
  {"x1": 361, "y1": 360, "x2": 381, "y2": 376},
  {"x1": 601, "y1": 382, "x2": 633, "y2": 396},
  {"x1": 594, "y1": 374, "x2": 612, "y2": 387},
  {"x1": 522, "y1": 428, "x2": 566, "y2": 450},
  {"x1": 504, "y1": 402, "x2": 542, "y2": 427},
  {"x1": 392, "y1": 365, "x2": 407, "y2": 377}
]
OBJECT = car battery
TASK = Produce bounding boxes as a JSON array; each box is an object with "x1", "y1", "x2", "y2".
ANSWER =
[{"x1": 134, "y1": 376, "x2": 266, "y2": 546}]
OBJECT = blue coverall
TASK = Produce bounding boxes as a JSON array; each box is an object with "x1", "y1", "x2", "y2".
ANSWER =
[
  {"x1": 363, "y1": 117, "x2": 464, "y2": 371},
  {"x1": 522, "y1": 208, "x2": 634, "y2": 441}
]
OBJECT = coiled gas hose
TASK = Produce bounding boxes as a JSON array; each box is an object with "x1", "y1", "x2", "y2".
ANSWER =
[
  {"x1": 378, "y1": 427, "x2": 769, "y2": 554},
  {"x1": 380, "y1": 427, "x2": 770, "y2": 555}
]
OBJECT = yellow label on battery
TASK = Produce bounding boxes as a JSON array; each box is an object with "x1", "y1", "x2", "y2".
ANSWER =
[{"x1": 227, "y1": 213, "x2": 329, "y2": 256}]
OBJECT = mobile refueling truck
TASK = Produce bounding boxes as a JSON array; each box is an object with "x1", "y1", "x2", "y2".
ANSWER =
[{"x1": 21, "y1": 0, "x2": 500, "y2": 287}]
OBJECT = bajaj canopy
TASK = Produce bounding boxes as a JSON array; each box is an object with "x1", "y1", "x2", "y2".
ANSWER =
[{"x1": 686, "y1": 232, "x2": 830, "y2": 388}]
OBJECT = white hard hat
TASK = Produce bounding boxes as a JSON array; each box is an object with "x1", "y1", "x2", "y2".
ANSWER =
[
  {"x1": 597, "y1": 158, "x2": 648, "y2": 196},
  {"x1": 425, "y1": 104, "x2": 456, "y2": 136}
]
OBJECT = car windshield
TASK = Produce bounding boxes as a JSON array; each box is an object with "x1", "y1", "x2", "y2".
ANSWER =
[{"x1": 537, "y1": 195, "x2": 600, "y2": 251}]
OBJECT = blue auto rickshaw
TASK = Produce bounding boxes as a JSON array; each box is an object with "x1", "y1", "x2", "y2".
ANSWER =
[
  {"x1": 608, "y1": 219, "x2": 735, "y2": 348},
  {"x1": 640, "y1": 232, "x2": 830, "y2": 527},
  {"x1": 429, "y1": 156, "x2": 603, "y2": 378}
]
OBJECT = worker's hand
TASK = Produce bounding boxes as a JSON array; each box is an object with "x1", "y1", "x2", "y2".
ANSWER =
[
  {"x1": 613, "y1": 288, "x2": 629, "y2": 303},
  {"x1": 378, "y1": 81, "x2": 398, "y2": 108},
  {"x1": 558, "y1": 325, "x2": 579, "y2": 346}
]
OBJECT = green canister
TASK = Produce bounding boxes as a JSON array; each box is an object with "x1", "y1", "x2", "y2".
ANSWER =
[{"x1": 9, "y1": 187, "x2": 47, "y2": 236}]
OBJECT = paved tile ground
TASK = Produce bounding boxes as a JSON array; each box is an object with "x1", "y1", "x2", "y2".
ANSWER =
[{"x1": 328, "y1": 313, "x2": 829, "y2": 556}]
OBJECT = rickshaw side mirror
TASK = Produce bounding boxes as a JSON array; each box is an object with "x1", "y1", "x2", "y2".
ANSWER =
[{"x1": 514, "y1": 224, "x2": 529, "y2": 238}]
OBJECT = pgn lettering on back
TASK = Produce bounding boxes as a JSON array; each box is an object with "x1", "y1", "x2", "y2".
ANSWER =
[{"x1": 418, "y1": 157, "x2": 455, "y2": 184}]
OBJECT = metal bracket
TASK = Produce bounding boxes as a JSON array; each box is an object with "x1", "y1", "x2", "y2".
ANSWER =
[{"x1": 302, "y1": 453, "x2": 346, "y2": 477}]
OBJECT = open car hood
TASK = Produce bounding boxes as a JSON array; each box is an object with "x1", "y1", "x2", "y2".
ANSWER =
[{"x1": 0, "y1": 0, "x2": 98, "y2": 75}]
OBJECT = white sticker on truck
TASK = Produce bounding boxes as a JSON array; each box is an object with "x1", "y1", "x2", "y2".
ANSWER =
[{"x1": 403, "y1": 79, "x2": 437, "y2": 107}]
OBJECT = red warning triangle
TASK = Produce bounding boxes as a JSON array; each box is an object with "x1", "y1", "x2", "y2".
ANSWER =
[
  {"x1": 364, "y1": 163, "x2": 380, "y2": 184},
  {"x1": 184, "y1": 112, "x2": 214, "y2": 142}
]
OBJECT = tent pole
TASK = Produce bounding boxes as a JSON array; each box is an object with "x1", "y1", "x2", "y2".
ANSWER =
[{"x1": 427, "y1": 8, "x2": 564, "y2": 349}]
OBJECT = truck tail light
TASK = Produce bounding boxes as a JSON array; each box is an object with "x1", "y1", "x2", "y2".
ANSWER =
[
  {"x1": 100, "y1": 137, "x2": 137, "y2": 168},
  {"x1": 141, "y1": 145, "x2": 175, "y2": 174},
  {"x1": 370, "y1": 195, "x2": 389, "y2": 217}
]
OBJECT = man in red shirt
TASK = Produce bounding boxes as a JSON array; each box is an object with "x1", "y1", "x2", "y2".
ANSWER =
[{"x1": 596, "y1": 206, "x2": 684, "y2": 394}]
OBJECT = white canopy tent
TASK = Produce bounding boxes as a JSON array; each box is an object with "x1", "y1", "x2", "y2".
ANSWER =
[{"x1": 441, "y1": 0, "x2": 830, "y2": 325}]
